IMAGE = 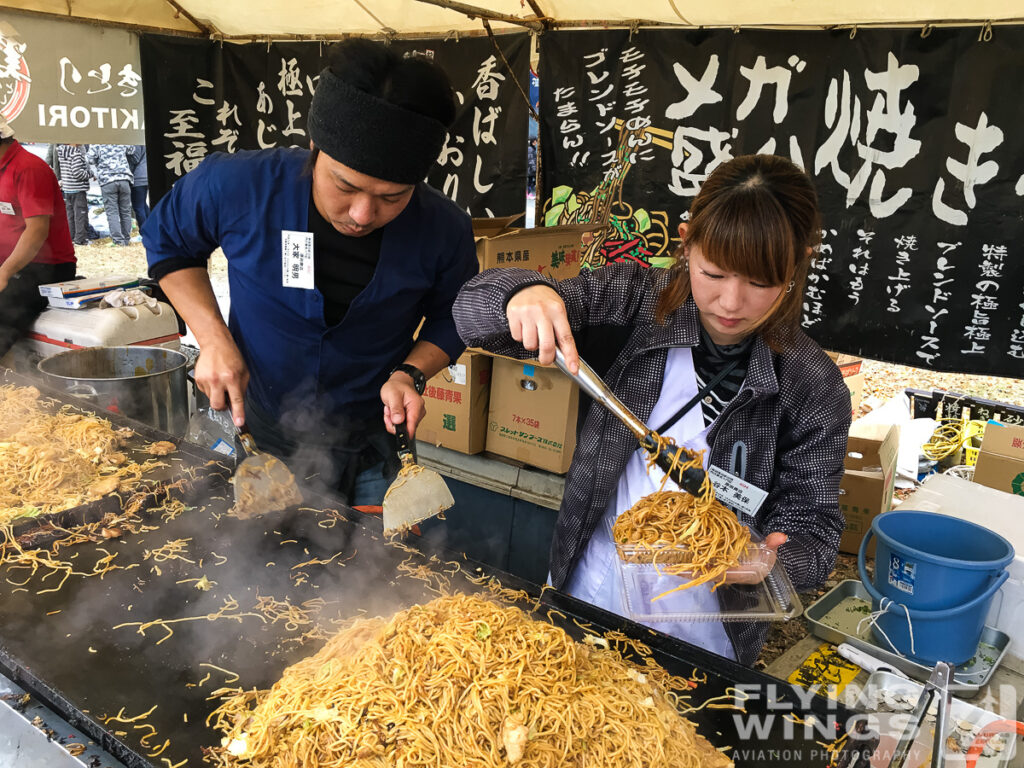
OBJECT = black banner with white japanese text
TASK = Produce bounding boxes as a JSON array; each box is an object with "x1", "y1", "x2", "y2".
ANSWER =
[
  {"x1": 539, "y1": 27, "x2": 1024, "y2": 377},
  {"x1": 139, "y1": 34, "x2": 529, "y2": 215}
]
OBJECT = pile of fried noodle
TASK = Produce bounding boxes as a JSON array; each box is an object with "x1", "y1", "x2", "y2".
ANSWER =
[
  {"x1": 612, "y1": 437, "x2": 751, "y2": 593},
  {"x1": 207, "y1": 593, "x2": 732, "y2": 768},
  {"x1": 0, "y1": 385, "x2": 156, "y2": 525}
]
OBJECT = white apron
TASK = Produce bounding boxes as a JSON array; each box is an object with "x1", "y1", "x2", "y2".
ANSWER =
[{"x1": 562, "y1": 347, "x2": 736, "y2": 660}]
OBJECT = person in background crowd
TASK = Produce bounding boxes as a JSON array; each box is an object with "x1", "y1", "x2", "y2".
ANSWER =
[
  {"x1": 526, "y1": 137, "x2": 537, "y2": 195},
  {"x1": 86, "y1": 144, "x2": 133, "y2": 246},
  {"x1": 0, "y1": 118, "x2": 77, "y2": 357},
  {"x1": 143, "y1": 39, "x2": 478, "y2": 506},
  {"x1": 57, "y1": 144, "x2": 91, "y2": 245},
  {"x1": 127, "y1": 144, "x2": 149, "y2": 229},
  {"x1": 45, "y1": 143, "x2": 60, "y2": 177}
]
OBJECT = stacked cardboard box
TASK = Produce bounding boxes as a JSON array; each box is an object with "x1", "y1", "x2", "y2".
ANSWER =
[
  {"x1": 973, "y1": 422, "x2": 1024, "y2": 497},
  {"x1": 838, "y1": 423, "x2": 900, "y2": 556},
  {"x1": 471, "y1": 216, "x2": 602, "y2": 281},
  {"x1": 466, "y1": 219, "x2": 605, "y2": 474},
  {"x1": 485, "y1": 357, "x2": 579, "y2": 474},
  {"x1": 417, "y1": 352, "x2": 493, "y2": 455},
  {"x1": 826, "y1": 350, "x2": 865, "y2": 415}
]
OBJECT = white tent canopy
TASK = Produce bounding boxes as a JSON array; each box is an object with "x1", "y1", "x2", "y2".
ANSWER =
[{"x1": 3, "y1": 0, "x2": 1022, "y2": 39}]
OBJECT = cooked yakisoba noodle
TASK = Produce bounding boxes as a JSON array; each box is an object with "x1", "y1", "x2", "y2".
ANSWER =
[{"x1": 207, "y1": 593, "x2": 733, "y2": 768}]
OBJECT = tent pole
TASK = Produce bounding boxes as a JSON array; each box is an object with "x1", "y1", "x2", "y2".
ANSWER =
[{"x1": 409, "y1": 0, "x2": 544, "y2": 32}]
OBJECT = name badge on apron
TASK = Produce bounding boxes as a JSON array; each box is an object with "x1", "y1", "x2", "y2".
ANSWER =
[
  {"x1": 0, "y1": 202, "x2": 15, "y2": 215},
  {"x1": 281, "y1": 230, "x2": 314, "y2": 289},
  {"x1": 707, "y1": 465, "x2": 768, "y2": 517}
]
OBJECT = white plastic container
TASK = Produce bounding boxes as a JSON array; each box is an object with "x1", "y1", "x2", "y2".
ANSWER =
[
  {"x1": 1, "y1": 303, "x2": 181, "y2": 375},
  {"x1": 28, "y1": 302, "x2": 179, "y2": 352},
  {"x1": 900, "y1": 473, "x2": 1024, "y2": 661}
]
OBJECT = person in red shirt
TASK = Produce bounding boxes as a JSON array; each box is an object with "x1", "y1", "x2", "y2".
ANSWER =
[{"x1": 0, "y1": 117, "x2": 77, "y2": 357}]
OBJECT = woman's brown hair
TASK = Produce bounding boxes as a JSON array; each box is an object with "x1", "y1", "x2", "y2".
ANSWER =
[{"x1": 655, "y1": 154, "x2": 820, "y2": 349}]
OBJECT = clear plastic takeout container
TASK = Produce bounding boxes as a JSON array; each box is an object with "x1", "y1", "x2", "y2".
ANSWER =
[{"x1": 616, "y1": 535, "x2": 803, "y2": 623}]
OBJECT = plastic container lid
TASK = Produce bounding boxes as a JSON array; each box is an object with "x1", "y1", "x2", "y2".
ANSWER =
[{"x1": 617, "y1": 538, "x2": 803, "y2": 623}]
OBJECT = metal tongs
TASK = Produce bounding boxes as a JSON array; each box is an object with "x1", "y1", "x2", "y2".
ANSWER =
[
  {"x1": 886, "y1": 661, "x2": 954, "y2": 768},
  {"x1": 552, "y1": 348, "x2": 707, "y2": 496}
]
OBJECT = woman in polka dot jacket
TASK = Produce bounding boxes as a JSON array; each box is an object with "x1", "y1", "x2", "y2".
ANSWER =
[{"x1": 453, "y1": 154, "x2": 851, "y2": 665}]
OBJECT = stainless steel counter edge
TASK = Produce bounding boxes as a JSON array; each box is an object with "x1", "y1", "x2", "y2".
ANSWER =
[
  {"x1": 416, "y1": 443, "x2": 565, "y2": 511},
  {"x1": 0, "y1": 671, "x2": 126, "y2": 768}
]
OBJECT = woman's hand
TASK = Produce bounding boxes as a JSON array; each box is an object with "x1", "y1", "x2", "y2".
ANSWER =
[
  {"x1": 506, "y1": 285, "x2": 579, "y2": 373},
  {"x1": 724, "y1": 532, "x2": 788, "y2": 585}
]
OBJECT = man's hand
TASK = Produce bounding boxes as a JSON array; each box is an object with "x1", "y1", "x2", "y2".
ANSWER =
[
  {"x1": 194, "y1": 334, "x2": 249, "y2": 427},
  {"x1": 506, "y1": 284, "x2": 579, "y2": 373},
  {"x1": 0, "y1": 273, "x2": 8, "y2": 295},
  {"x1": 380, "y1": 372, "x2": 426, "y2": 438}
]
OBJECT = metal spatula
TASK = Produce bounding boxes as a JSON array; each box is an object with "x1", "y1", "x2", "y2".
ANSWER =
[
  {"x1": 382, "y1": 422, "x2": 454, "y2": 536},
  {"x1": 231, "y1": 427, "x2": 302, "y2": 519}
]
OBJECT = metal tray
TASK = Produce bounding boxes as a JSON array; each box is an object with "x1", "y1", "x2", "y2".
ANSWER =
[
  {"x1": 0, "y1": 383, "x2": 857, "y2": 768},
  {"x1": 855, "y1": 670, "x2": 1017, "y2": 767},
  {"x1": 805, "y1": 580, "x2": 1010, "y2": 697}
]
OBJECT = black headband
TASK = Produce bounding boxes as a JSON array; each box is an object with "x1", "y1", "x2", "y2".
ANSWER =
[{"x1": 307, "y1": 68, "x2": 448, "y2": 185}]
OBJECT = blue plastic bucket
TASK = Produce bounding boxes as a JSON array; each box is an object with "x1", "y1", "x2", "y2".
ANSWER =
[
  {"x1": 858, "y1": 568, "x2": 1008, "y2": 665},
  {"x1": 858, "y1": 510, "x2": 1014, "y2": 610}
]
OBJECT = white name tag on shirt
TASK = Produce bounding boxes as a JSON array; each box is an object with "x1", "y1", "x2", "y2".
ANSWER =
[
  {"x1": 0, "y1": 202, "x2": 15, "y2": 215},
  {"x1": 707, "y1": 465, "x2": 768, "y2": 517},
  {"x1": 281, "y1": 230, "x2": 314, "y2": 289}
]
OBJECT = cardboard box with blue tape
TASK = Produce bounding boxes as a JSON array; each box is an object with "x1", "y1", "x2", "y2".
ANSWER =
[{"x1": 485, "y1": 357, "x2": 578, "y2": 474}]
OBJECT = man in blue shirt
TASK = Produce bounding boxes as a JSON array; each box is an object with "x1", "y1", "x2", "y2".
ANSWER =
[{"x1": 144, "y1": 40, "x2": 478, "y2": 505}]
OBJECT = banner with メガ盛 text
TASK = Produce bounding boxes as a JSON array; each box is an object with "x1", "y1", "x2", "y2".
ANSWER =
[{"x1": 539, "y1": 27, "x2": 1024, "y2": 378}]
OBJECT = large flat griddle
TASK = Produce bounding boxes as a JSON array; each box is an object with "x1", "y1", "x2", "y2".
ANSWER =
[{"x1": 0, "y1": 376, "x2": 854, "y2": 768}]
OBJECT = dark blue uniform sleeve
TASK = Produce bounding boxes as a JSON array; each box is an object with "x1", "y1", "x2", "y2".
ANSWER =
[
  {"x1": 415, "y1": 214, "x2": 479, "y2": 363},
  {"x1": 142, "y1": 156, "x2": 226, "y2": 279}
]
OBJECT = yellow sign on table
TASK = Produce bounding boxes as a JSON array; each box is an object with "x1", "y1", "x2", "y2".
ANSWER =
[{"x1": 787, "y1": 643, "x2": 861, "y2": 697}]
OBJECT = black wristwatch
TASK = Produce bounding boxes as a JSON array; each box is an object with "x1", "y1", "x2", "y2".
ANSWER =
[{"x1": 390, "y1": 363, "x2": 427, "y2": 395}]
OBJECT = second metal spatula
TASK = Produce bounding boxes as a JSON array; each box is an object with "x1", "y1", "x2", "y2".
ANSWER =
[{"x1": 382, "y1": 422, "x2": 454, "y2": 536}]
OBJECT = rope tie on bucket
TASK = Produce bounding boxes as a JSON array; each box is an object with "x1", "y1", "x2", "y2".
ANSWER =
[{"x1": 857, "y1": 597, "x2": 916, "y2": 658}]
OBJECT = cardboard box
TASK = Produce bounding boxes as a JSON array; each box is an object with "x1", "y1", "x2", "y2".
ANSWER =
[
  {"x1": 973, "y1": 422, "x2": 1024, "y2": 497},
  {"x1": 826, "y1": 350, "x2": 864, "y2": 378},
  {"x1": 471, "y1": 215, "x2": 522, "y2": 271},
  {"x1": 416, "y1": 352, "x2": 492, "y2": 455},
  {"x1": 472, "y1": 217, "x2": 602, "y2": 281},
  {"x1": 838, "y1": 423, "x2": 900, "y2": 555},
  {"x1": 486, "y1": 356, "x2": 579, "y2": 474},
  {"x1": 826, "y1": 351, "x2": 865, "y2": 415},
  {"x1": 844, "y1": 370, "x2": 866, "y2": 415}
]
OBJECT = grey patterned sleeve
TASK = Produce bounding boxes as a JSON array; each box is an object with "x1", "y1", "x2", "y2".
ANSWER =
[
  {"x1": 453, "y1": 262, "x2": 663, "y2": 357},
  {"x1": 765, "y1": 361, "x2": 852, "y2": 591},
  {"x1": 452, "y1": 268, "x2": 556, "y2": 357}
]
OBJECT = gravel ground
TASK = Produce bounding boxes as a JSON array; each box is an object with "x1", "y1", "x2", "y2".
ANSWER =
[
  {"x1": 72, "y1": 239, "x2": 228, "y2": 285},
  {"x1": 72, "y1": 240, "x2": 1023, "y2": 668}
]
